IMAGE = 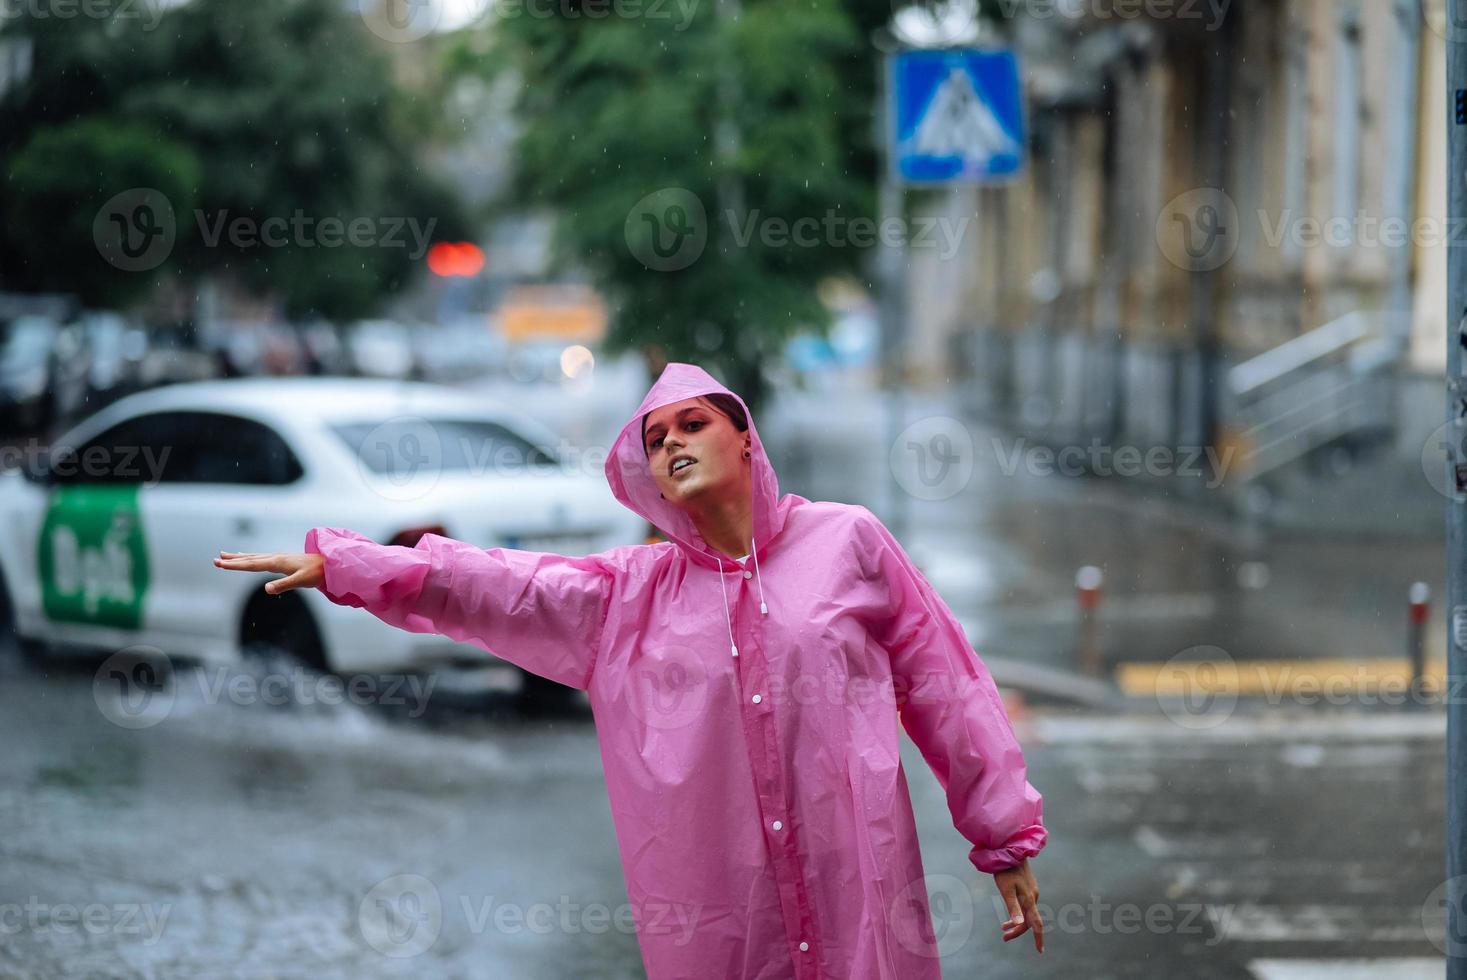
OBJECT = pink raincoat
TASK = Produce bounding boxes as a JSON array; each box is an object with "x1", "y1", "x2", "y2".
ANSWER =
[{"x1": 304, "y1": 362, "x2": 1046, "y2": 979}]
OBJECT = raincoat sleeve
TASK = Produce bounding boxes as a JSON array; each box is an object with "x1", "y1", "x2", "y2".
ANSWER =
[
  {"x1": 852, "y1": 507, "x2": 1048, "y2": 875},
  {"x1": 303, "y1": 527, "x2": 614, "y2": 690}
]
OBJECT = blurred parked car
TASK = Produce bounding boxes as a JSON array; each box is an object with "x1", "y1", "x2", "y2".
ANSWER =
[
  {"x1": 346, "y1": 319, "x2": 416, "y2": 379},
  {"x1": 0, "y1": 315, "x2": 57, "y2": 432},
  {"x1": 212, "y1": 320, "x2": 311, "y2": 377},
  {"x1": 48, "y1": 321, "x2": 92, "y2": 424},
  {"x1": 412, "y1": 322, "x2": 505, "y2": 383},
  {"x1": 0, "y1": 378, "x2": 642, "y2": 704},
  {"x1": 82, "y1": 312, "x2": 147, "y2": 400},
  {"x1": 299, "y1": 320, "x2": 351, "y2": 376},
  {"x1": 136, "y1": 321, "x2": 217, "y2": 388}
]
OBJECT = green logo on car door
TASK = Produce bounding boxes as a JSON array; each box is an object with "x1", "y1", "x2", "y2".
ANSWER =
[{"x1": 37, "y1": 485, "x2": 150, "y2": 629}]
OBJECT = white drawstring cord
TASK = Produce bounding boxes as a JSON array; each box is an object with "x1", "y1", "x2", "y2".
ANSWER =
[
  {"x1": 749, "y1": 533, "x2": 768, "y2": 615},
  {"x1": 719, "y1": 529, "x2": 767, "y2": 658},
  {"x1": 718, "y1": 561, "x2": 739, "y2": 658}
]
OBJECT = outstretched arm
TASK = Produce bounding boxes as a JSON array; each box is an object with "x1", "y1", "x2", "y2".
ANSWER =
[
  {"x1": 215, "y1": 528, "x2": 614, "y2": 690},
  {"x1": 850, "y1": 506, "x2": 1047, "y2": 952}
]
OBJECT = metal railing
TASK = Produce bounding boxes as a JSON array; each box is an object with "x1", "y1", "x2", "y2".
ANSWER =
[{"x1": 1225, "y1": 311, "x2": 1410, "y2": 481}]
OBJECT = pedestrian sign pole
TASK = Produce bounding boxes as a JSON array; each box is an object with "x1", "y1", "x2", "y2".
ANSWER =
[
  {"x1": 1447, "y1": 2, "x2": 1467, "y2": 975},
  {"x1": 877, "y1": 39, "x2": 1027, "y2": 539},
  {"x1": 876, "y1": 50, "x2": 910, "y2": 541}
]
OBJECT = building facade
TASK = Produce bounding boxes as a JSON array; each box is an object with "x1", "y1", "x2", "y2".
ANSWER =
[{"x1": 918, "y1": 0, "x2": 1442, "y2": 524}]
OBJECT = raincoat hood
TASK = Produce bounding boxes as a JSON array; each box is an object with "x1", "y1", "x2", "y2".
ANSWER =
[{"x1": 605, "y1": 362, "x2": 794, "y2": 572}]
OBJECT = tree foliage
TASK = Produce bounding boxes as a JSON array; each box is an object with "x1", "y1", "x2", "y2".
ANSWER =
[
  {"x1": 0, "y1": 0, "x2": 470, "y2": 318},
  {"x1": 8, "y1": 118, "x2": 200, "y2": 307},
  {"x1": 462, "y1": 0, "x2": 892, "y2": 406}
]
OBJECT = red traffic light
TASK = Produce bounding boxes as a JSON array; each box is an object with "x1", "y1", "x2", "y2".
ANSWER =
[{"x1": 427, "y1": 241, "x2": 485, "y2": 277}]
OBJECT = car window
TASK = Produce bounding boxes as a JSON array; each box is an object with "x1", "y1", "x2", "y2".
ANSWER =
[
  {"x1": 50, "y1": 415, "x2": 173, "y2": 486},
  {"x1": 52, "y1": 411, "x2": 303, "y2": 486},
  {"x1": 333, "y1": 418, "x2": 557, "y2": 476},
  {"x1": 186, "y1": 413, "x2": 304, "y2": 485}
]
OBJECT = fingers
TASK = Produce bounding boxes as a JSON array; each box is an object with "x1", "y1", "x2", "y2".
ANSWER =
[
  {"x1": 214, "y1": 551, "x2": 318, "y2": 597},
  {"x1": 1000, "y1": 888, "x2": 1026, "y2": 942},
  {"x1": 1023, "y1": 891, "x2": 1044, "y2": 953},
  {"x1": 997, "y1": 875, "x2": 1043, "y2": 953},
  {"x1": 214, "y1": 551, "x2": 291, "y2": 571},
  {"x1": 265, "y1": 569, "x2": 308, "y2": 594}
]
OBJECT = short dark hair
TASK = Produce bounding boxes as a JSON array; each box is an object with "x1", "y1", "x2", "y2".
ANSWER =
[{"x1": 642, "y1": 393, "x2": 748, "y2": 458}]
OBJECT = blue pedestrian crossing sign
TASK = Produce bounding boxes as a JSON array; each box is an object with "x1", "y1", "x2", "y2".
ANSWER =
[{"x1": 889, "y1": 48, "x2": 1026, "y2": 184}]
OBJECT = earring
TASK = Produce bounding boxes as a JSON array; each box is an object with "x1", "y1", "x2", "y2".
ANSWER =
[{"x1": 743, "y1": 450, "x2": 751, "y2": 459}]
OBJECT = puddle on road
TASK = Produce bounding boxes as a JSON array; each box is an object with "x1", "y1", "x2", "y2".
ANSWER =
[{"x1": 2, "y1": 651, "x2": 634, "y2": 980}]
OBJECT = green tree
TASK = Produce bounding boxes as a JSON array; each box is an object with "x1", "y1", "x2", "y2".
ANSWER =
[
  {"x1": 0, "y1": 0, "x2": 470, "y2": 318},
  {"x1": 460, "y1": 0, "x2": 891, "y2": 409},
  {"x1": 7, "y1": 118, "x2": 200, "y2": 307}
]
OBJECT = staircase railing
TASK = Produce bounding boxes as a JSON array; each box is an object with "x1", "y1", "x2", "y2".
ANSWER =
[{"x1": 1225, "y1": 311, "x2": 1410, "y2": 481}]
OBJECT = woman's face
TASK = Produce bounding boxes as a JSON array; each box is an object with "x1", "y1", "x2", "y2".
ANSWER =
[{"x1": 644, "y1": 396, "x2": 751, "y2": 509}]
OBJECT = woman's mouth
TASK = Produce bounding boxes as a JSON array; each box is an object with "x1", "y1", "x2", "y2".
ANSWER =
[{"x1": 671, "y1": 458, "x2": 697, "y2": 476}]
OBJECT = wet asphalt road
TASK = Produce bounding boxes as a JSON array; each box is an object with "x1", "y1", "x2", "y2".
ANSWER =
[
  {"x1": 0, "y1": 370, "x2": 1452, "y2": 978},
  {"x1": 0, "y1": 647, "x2": 1448, "y2": 979}
]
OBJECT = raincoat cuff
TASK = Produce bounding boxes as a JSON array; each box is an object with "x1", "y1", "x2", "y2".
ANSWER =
[
  {"x1": 969, "y1": 824, "x2": 1048, "y2": 875},
  {"x1": 304, "y1": 526, "x2": 430, "y2": 610}
]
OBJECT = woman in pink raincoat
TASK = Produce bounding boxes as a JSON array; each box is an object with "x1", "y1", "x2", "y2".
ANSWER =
[{"x1": 215, "y1": 361, "x2": 1047, "y2": 979}]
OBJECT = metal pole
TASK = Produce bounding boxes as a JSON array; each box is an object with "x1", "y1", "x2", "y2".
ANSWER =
[
  {"x1": 1075, "y1": 565, "x2": 1103, "y2": 678},
  {"x1": 877, "y1": 52, "x2": 909, "y2": 540},
  {"x1": 1388, "y1": 0, "x2": 1422, "y2": 324},
  {"x1": 1445, "y1": 1, "x2": 1467, "y2": 972},
  {"x1": 1192, "y1": 10, "x2": 1236, "y2": 481},
  {"x1": 714, "y1": 0, "x2": 744, "y2": 223},
  {"x1": 1408, "y1": 581, "x2": 1430, "y2": 699}
]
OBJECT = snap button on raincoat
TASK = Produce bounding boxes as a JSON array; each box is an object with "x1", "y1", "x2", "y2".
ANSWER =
[{"x1": 304, "y1": 362, "x2": 1047, "y2": 979}]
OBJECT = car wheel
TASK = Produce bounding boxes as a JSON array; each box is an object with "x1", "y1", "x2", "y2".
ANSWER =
[
  {"x1": 238, "y1": 589, "x2": 328, "y2": 675},
  {"x1": 0, "y1": 565, "x2": 36, "y2": 663},
  {"x1": 14, "y1": 634, "x2": 49, "y2": 665},
  {"x1": 0, "y1": 564, "x2": 13, "y2": 643}
]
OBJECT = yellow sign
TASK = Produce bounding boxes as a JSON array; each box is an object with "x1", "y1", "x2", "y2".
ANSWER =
[{"x1": 499, "y1": 285, "x2": 607, "y2": 342}]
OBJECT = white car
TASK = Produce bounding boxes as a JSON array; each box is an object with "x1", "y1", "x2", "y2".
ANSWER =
[{"x1": 0, "y1": 377, "x2": 642, "y2": 691}]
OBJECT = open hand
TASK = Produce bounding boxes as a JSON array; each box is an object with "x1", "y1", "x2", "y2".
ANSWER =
[
  {"x1": 213, "y1": 551, "x2": 325, "y2": 595},
  {"x1": 994, "y1": 858, "x2": 1044, "y2": 953}
]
